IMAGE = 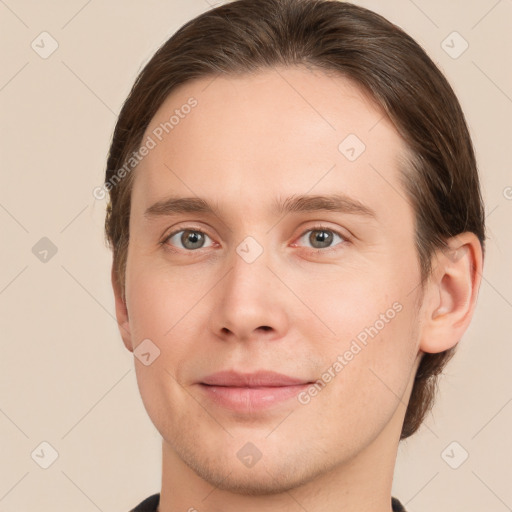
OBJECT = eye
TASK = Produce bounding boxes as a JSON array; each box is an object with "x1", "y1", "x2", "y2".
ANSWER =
[
  {"x1": 295, "y1": 225, "x2": 348, "y2": 251},
  {"x1": 161, "y1": 225, "x2": 348, "y2": 254},
  {"x1": 163, "y1": 228, "x2": 214, "y2": 251}
]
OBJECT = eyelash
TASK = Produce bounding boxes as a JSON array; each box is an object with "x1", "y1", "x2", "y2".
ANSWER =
[
  {"x1": 294, "y1": 224, "x2": 349, "y2": 254},
  {"x1": 160, "y1": 224, "x2": 350, "y2": 255}
]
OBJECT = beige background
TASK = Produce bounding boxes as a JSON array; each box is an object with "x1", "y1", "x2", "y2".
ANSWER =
[{"x1": 1, "y1": 0, "x2": 511, "y2": 511}]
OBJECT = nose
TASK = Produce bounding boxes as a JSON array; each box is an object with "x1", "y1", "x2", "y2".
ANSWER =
[{"x1": 208, "y1": 241, "x2": 289, "y2": 343}]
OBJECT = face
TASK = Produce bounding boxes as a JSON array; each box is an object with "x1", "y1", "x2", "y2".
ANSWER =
[{"x1": 120, "y1": 66, "x2": 425, "y2": 493}]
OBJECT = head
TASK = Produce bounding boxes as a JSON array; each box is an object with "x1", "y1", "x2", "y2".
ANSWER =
[{"x1": 104, "y1": 0, "x2": 485, "y2": 492}]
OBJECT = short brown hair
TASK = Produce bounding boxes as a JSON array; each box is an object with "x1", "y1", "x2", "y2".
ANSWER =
[{"x1": 104, "y1": 0, "x2": 485, "y2": 439}]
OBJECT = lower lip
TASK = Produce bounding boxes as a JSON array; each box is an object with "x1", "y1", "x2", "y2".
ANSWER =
[{"x1": 198, "y1": 383, "x2": 310, "y2": 412}]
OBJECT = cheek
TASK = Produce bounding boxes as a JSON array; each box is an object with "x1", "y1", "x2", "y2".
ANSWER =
[
  {"x1": 300, "y1": 304, "x2": 419, "y2": 449},
  {"x1": 293, "y1": 263, "x2": 402, "y2": 342},
  {"x1": 299, "y1": 265, "x2": 420, "y2": 406},
  {"x1": 125, "y1": 258, "x2": 213, "y2": 397},
  {"x1": 125, "y1": 256, "x2": 205, "y2": 346},
  {"x1": 126, "y1": 263, "x2": 200, "y2": 435}
]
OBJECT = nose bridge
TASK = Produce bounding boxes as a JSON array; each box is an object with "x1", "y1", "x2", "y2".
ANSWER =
[
  {"x1": 225, "y1": 233, "x2": 272, "y2": 307},
  {"x1": 210, "y1": 232, "x2": 288, "y2": 341}
]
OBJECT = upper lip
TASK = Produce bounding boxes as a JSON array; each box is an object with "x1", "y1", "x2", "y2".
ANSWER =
[{"x1": 200, "y1": 370, "x2": 311, "y2": 387}]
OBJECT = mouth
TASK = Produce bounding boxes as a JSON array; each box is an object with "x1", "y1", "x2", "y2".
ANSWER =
[{"x1": 198, "y1": 370, "x2": 314, "y2": 412}]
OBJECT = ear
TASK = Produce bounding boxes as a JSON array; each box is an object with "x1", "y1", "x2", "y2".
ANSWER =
[
  {"x1": 419, "y1": 232, "x2": 483, "y2": 354},
  {"x1": 111, "y1": 264, "x2": 133, "y2": 353}
]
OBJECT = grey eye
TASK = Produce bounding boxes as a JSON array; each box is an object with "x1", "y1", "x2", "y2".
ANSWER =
[{"x1": 165, "y1": 229, "x2": 213, "y2": 250}]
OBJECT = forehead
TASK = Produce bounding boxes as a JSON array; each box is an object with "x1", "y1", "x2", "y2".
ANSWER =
[{"x1": 131, "y1": 66, "x2": 410, "y2": 223}]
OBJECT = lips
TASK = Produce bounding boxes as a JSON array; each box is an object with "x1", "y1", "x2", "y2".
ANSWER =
[
  {"x1": 198, "y1": 370, "x2": 314, "y2": 412},
  {"x1": 200, "y1": 370, "x2": 311, "y2": 387}
]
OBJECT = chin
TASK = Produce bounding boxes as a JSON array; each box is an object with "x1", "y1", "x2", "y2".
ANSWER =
[
  {"x1": 193, "y1": 461, "x2": 314, "y2": 496},
  {"x1": 172, "y1": 436, "x2": 322, "y2": 496}
]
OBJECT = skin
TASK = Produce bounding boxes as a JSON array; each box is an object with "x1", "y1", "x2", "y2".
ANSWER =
[{"x1": 112, "y1": 66, "x2": 483, "y2": 512}]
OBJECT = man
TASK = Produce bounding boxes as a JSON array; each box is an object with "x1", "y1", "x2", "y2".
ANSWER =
[{"x1": 103, "y1": 1, "x2": 485, "y2": 510}]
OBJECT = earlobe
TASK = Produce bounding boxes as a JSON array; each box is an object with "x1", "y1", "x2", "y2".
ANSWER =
[
  {"x1": 419, "y1": 233, "x2": 483, "y2": 354},
  {"x1": 111, "y1": 265, "x2": 133, "y2": 353}
]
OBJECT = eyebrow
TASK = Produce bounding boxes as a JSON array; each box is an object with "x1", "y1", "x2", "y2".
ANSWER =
[{"x1": 144, "y1": 193, "x2": 377, "y2": 220}]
